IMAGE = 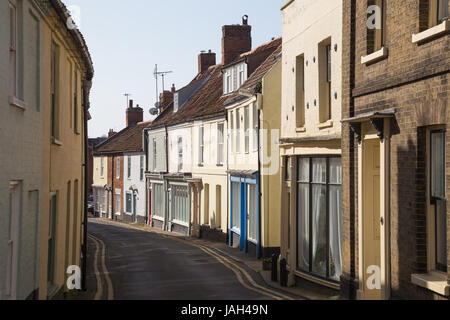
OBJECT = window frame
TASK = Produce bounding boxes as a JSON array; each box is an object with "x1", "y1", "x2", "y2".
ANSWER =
[
  {"x1": 217, "y1": 123, "x2": 224, "y2": 165},
  {"x1": 252, "y1": 102, "x2": 259, "y2": 152},
  {"x1": 152, "y1": 138, "x2": 157, "y2": 172},
  {"x1": 127, "y1": 155, "x2": 131, "y2": 179},
  {"x1": 178, "y1": 136, "x2": 183, "y2": 172},
  {"x1": 429, "y1": 0, "x2": 449, "y2": 28},
  {"x1": 9, "y1": 0, "x2": 18, "y2": 98},
  {"x1": 100, "y1": 157, "x2": 105, "y2": 178},
  {"x1": 140, "y1": 155, "x2": 144, "y2": 181},
  {"x1": 236, "y1": 109, "x2": 241, "y2": 154},
  {"x1": 198, "y1": 126, "x2": 204, "y2": 165},
  {"x1": 296, "y1": 155, "x2": 343, "y2": 283},
  {"x1": 429, "y1": 129, "x2": 447, "y2": 273},
  {"x1": 295, "y1": 54, "x2": 305, "y2": 129},
  {"x1": 244, "y1": 106, "x2": 250, "y2": 154},
  {"x1": 116, "y1": 157, "x2": 120, "y2": 179},
  {"x1": 73, "y1": 67, "x2": 79, "y2": 134},
  {"x1": 51, "y1": 41, "x2": 59, "y2": 140}
]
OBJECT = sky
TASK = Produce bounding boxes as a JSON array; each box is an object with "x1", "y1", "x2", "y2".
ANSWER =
[{"x1": 62, "y1": 0, "x2": 284, "y2": 138}]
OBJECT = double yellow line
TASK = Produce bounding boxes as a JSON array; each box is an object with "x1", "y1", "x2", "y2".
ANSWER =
[
  {"x1": 89, "y1": 234, "x2": 114, "y2": 300},
  {"x1": 171, "y1": 237, "x2": 294, "y2": 300}
]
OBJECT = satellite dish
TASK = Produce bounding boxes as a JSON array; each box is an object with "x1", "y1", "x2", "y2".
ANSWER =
[
  {"x1": 149, "y1": 108, "x2": 159, "y2": 116},
  {"x1": 154, "y1": 102, "x2": 161, "y2": 108}
]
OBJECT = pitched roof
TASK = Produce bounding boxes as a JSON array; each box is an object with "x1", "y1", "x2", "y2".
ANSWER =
[
  {"x1": 148, "y1": 37, "x2": 282, "y2": 130},
  {"x1": 224, "y1": 43, "x2": 282, "y2": 106},
  {"x1": 94, "y1": 121, "x2": 151, "y2": 155}
]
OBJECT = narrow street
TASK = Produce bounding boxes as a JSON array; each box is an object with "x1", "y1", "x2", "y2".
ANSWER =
[{"x1": 79, "y1": 219, "x2": 299, "y2": 300}]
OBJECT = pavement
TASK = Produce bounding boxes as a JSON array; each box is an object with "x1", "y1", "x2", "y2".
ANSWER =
[{"x1": 78, "y1": 217, "x2": 340, "y2": 300}]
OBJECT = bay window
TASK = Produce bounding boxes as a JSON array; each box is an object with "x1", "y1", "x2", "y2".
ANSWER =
[{"x1": 297, "y1": 156, "x2": 342, "y2": 282}]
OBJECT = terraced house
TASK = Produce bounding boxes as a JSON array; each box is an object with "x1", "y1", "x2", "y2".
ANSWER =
[
  {"x1": 279, "y1": 0, "x2": 343, "y2": 293},
  {"x1": 93, "y1": 101, "x2": 149, "y2": 224},
  {"x1": 224, "y1": 39, "x2": 282, "y2": 259},
  {"x1": 1, "y1": 0, "x2": 93, "y2": 300},
  {"x1": 341, "y1": 0, "x2": 449, "y2": 300}
]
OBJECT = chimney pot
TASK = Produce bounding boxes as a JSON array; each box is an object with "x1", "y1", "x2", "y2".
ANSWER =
[
  {"x1": 171, "y1": 84, "x2": 176, "y2": 93},
  {"x1": 129, "y1": 99, "x2": 134, "y2": 109}
]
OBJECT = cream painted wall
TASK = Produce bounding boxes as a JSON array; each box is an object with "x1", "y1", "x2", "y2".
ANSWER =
[
  {"x1": 92, "y1": 156, "x2": 108, "y2": 215},
  {"x1": 260, "y1": 60, "x2": 282, "y2": 249},
  {"x1": 192, "y1": 118, "x2": 229, "y2": 233},
  {"x1": 281, "y1": 0, "x2": 342, "y2": 140},
  {"x1": 39, "y1": 5, "x2": 88, "y2": 299}
]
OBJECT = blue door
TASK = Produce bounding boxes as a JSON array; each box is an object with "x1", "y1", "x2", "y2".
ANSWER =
[{"x1": 239, "y1": 181, "x2": 247, "y2": 252}]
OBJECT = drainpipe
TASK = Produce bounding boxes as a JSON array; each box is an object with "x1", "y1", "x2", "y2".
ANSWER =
[
  {"x1": 82, "y1": 100, "x2": 88, "y2": 291},
  {"x1": 256, "y1": 93, "x2": 263, "y2": 259},
  {"x1": 225, "y1": 112, "x2": 230, "y2": 244},
  {"x1": 111, "y1": 155, "x2": 115, "y2": 220}
]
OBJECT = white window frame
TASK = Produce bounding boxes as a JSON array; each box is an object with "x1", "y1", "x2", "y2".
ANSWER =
[
  {"x1": 140, "y1": 155, "x2": 144, "y2": 181},
  {"x1": 217, "y1": 123, "x2": 224, "y2": 165},
  {"x1": 178, "y1": 136, "x2": 183, "y2": 172},
  {"x1": 152, "y1": 138, "x2": 157, "y2": 172},
  {"x1": 127, "y1": 155, "x2": 131, "y2": 179},
  {"x1": 230, "y1": 111, "x2": 234, "y2": 154},
  {"x1": 244, "y1": 106, "x2": 250, "y2": 154},
  {"x1": 116, "y1": 157, "x2": 120, "y2": 179},
  {"x1": 100, "y1": 156, "x2": 105, "y2": 178},
  {"x1": 6, "y1": 181, "x2": 21, "y2": 299},
  {"x1": 115, "y1": 191, "x2": 121, "y2": 214},
  {"x1": 198, "y1": 126, "x2": 204, "y2": 165},
  {"x1": 252, "y1": 102, "x2": 259, "y2": 152},
  {"x1": 236, "y1": 109, "x2": 241, "y2": 154}
]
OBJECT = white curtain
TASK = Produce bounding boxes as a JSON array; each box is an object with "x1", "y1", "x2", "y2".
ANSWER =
[
  {"x1": 311, "y1": 159, "x2": 327, "y2": 276},
  {"x1": 297, "y1": 184, "x2": 309, "y2": 271}
]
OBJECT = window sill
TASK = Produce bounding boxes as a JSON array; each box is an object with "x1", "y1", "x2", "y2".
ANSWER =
[
  {"x1": 216, "y1": 164, "x2": 224, "y2": 167},
  {"x1": 296, "y1": 127, "x2": 306, "y2": 133},
  {"x1": 361, "y1": 47, "x2": 388, "y2": 65},
  {"x1": 317, "y1": 120, "x2": 333, "y2": 130},
  {"x1": 9, "y1": 96, "x2": 28, "y2": 111},
  {"x1": 74, "y1": 130, "x2": 81, "y2": 135},
  {"x1": 294, "y1": 270, "x2": 340, "y2": 291},
  {"x1": 52, "y1": 138, "x2": 63, "y2": 146},
  {"x1": 411, "y1": 271, "x2": 449, "y2": 296},
  {"x1": 412, "y1": 20, "x2": 450, "y2": 44}
]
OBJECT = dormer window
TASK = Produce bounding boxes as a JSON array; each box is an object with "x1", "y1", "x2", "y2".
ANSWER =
[
  {"x1": 224, "y1": 69, "x2": 233, "y2": 94},
  {"x1": 237, "y1": 64, "x2": 247, "y2": 88}
]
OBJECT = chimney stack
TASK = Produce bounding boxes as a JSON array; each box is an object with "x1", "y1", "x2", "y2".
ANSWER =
[
  {"x1": 222, "y1": 15, "x2": 252, "y2": 65},
  {"x1": 108, "y1": 129, "x2": 117, "y2": 138},
  {"x1": 198, "y1": 50, "x2": 216, "y2": 73},
  {"x1": 171, "y1": 84, "x2": 176, "y2": 93},
  {"x1": 126, "y1": 99, "x2": 143, "y2": 127},
  {"x1": 159, "y1": 90, "x2": 174, "y2": 111}
]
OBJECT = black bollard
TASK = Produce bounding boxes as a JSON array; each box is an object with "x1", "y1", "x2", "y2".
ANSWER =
[
  {"x1": 280, "y1": 258, "x2": 288, "y2": 287},
  {"x1": 271, "y1": 254, "x2": 278, "y2": 282}
]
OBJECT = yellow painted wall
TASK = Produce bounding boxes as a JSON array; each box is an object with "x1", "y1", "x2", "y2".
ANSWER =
[
  {"x1": 92, "y1": 156, "x2": 108, "y2": 188},
  {"x1": 39, "y1": 8, "x2": 88, "y2": 299},
  {"x1": 192, "y1": 118, "x2": 229, "y2": 233},
  {"x1": 260, "y1": 60, "x2": 282, "y2": 249}
]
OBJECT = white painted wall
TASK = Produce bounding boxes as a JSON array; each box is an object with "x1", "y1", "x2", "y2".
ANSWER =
[
  {"x1": 168, "y1": 124, "x2": 193, "y2": 174},
  {"x1": 123, "y1": 152, "x2": 146, "y2": 218}
]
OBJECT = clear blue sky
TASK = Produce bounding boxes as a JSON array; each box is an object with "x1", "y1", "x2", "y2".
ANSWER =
[{"x1": 63, "y1": 0, "x2": 283, "y2": 138}]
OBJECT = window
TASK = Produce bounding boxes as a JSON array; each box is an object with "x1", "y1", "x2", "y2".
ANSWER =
[
  {"x1": 295, "y1": 55, "x2": 305, "y2": 128},
  {"x1": 100, "y1": 157, "x2": 104, "y2": 177},
  {"x1": 126, "y1": 192, "x2": 132, "y2": 213},
  {"x1": 252, "y1": 103, "x2": 258, "y2": 151},
  {"x1": 171, "y1": 184, "x2": 190, "y2": 224},
  {"x1": 151, "y1": 183, "x2": 164, "y2": 218},
  {"x1": 428, "y1": 0, "x2": 449, "y2": 28},
  {"x1": 116, "y1": 157, "x2": 120, "y2": 179},
  {"x1": 127, "y1": 156, "x2": 131, "y2": 179},
  {"x1": 72, "y1": 180, "x2": 78, "y2": 264},
  {"x1": 297, "y1": 157, "x2": 342, "y2": 282},
  {"x1": 236, "y1": 110, "x2": 241, "y2": 153},
  {"x1": 285, "y1": 157, "x2": 292, "y2": 181},
  {"x1": 51, "y1": 42, "x2": 59, "y2": 140},
  {"x1": 319, "y1": 39, "x2": 332, "y2": 123},
  {"x1": 178, "y1": 136, "x2": 183, "y2": 172},
  {"x1": 198, "y1": 126, "x2": 204, "y2": 165},
  {"x1": 248, "y1": 184, "x2": 258, "y2": 242},
  {"x1": 244, "y1": 107, "x2": 250, "y2": 153},
  {"x1": 216, "y1": 185, "x2": 222, "y2": 229},
  {"x1": 217, "y1": 123, "x2": 224, "y2": 165},
  {"x1": 224, "y1": 69, "x2": 233, "y2": 94},
  {"x1": 232, "y1": 182, "x2": 241, "y2": 231},
  {"x1": 48, "y1": 193, "x2": 57, "y2": 286},
  {"x1": 152, "y1": 138, "x2": 157, "y2": 172},
  {"x1": 74, "y1": 68, "x2": 79, "y2": 133},
  {"x1": 9, "y1": 0, "x2": 18, "y2": 98},
  {"x1": 230, "y1": 111, "x2": 234, "y2": 153},
  {"x1": 237, "y1": 64, "x2": 246, "y2": 88},
  {"x1": 115, "y1": 191, "x2": 121, "y2": 214},
  {"x1": 430, "y1": 130, "x2": 447, "y2": 272},
  {"x1": 140, "y1": 155, "x2": 144, "y2": 181},
  {"x1": 367, "y1": 0, "x2": 386, "y2": 54}
]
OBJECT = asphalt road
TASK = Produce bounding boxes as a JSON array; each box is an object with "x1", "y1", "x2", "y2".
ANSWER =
[{"x1": 79, "y1": 219, "x2": 296, "y2": 300}]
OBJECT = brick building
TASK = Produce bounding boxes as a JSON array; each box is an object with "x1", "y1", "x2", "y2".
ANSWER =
[{"x1": 341, "y1": 0, "x2": 449, "y2": 299}]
